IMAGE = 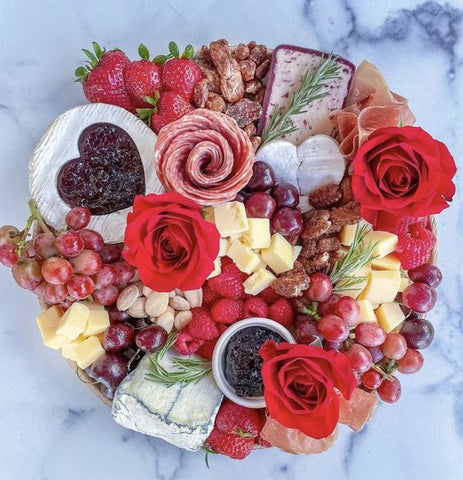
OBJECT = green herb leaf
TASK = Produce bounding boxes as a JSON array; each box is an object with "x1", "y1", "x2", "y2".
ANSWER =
[
  {"x1": 138, "y1": 43, "x2": 150, "y2": 60},
  {"x1": 261, "y1": 54, "x2": 341, "y2": 146},
  {"x1": 168, "y1": 41, "x2": 180, "y2": 58}
]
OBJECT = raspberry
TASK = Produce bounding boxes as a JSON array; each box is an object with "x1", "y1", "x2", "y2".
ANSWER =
[
  {"x1": 222, "y1": 261, "x2": 248, "y2": 283},
  {"x1": 174, "y1": 331, "x2": 204, "y2": 355},
  {"x1": 392, "y1": 217, "x2": 436, "y2": 270},
  {"x1": 188, "y1": 307, "x2": 219, "y2": 340},
  {"x1": 259, "y1": 286, "x2": 281, "y2": 304},
  {"x1": 268, "y1": 298, "x2": 295, "y2": 327},
  {"x1": 202, "y1": 283, "x2": 220, "y2": 306},
  {"x1": 242, "y1": 297, "x2": 268, "y2": 319},
  {"x1": 208, "y1": 270, "x2": 245, "y2": 300},
  {"x1": 211, "y1": 298, "x2": 242, "y2": 324},
  {"x1": 196, "y1": 338, "x2": 219, "y2": 360}
]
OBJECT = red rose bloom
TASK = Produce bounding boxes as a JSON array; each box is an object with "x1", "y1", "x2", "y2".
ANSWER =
[
  {"x1": 260, "y1": 341, "x2": 357, "y2": 440},
  {"x1": 352, "y1": 126, "x2": 456, "y2": 229},
  {"x1": 123, "y1": 193, "x2": 220, "y2": 292}
]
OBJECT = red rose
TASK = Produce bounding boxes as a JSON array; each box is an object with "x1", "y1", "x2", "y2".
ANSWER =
[
  {"x1": 260, "y1": 341, "x2": 357, "y2": 440},
  {"x1": 123, "y1": 192, "x2": 220, "y2": 292},
  {"x1": 352, "y1": 126, "x2": 456, "y2": 229}
]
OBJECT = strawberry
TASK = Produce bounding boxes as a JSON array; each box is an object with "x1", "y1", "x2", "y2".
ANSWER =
[
  {"x1": 205, "y1": 429, "x2": 254, "y2": 460},
  {"x1": 208, "y1": 269, "x2": 245, "y2": 300},
  {"x1": 242, "y1": 297, "x2": 268, "y2": 319},
  {"x1": 75, "y1": 42, "x2": 134, "y2": 112},
  {"x1": 123, "y1": 44, "x2": 162, "y2": 108},
  {"x1": 211, "y1": 298, "x2": 242, "y2": 324},
  {"x1": 268, "y1": 297, "x2": 295, "y2": 327},
  {"x1": 214, "y1": 399, "x2": 262, "y2": 438},
  {"x1": 187, "y1": 307, "x2": 219, "y2": 340},
  {"x1": 174, "y1": 331, "x2": 204, "y2": 355}
]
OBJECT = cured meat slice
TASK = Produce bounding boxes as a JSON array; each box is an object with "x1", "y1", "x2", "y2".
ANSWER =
[
  {"x1": 154, "y1": 109, "x2": 254, "y2": 205},
  {"x1": 338, "y1": 387, "x2": 378, "y2": 432}
]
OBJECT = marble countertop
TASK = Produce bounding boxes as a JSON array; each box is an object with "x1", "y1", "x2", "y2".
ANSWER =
[{"x1": 0, "y1": 1, "x2": 462, "y2": 479}]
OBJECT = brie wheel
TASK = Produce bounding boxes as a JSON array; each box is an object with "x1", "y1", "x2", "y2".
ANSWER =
[{"x1": 29, "y1": 103, "x2": 164, "y2": 243}]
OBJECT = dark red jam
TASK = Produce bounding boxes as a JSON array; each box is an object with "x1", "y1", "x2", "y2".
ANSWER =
[
  {"x1": 224, "y1": 326, "x2": 284, "y2": 397},
  {"x1": 57, "y1": 123, "x2": 145, "y2": 215}
]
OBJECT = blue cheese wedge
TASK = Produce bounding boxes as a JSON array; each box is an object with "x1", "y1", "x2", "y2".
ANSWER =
[{"x1": 112, "y1": 354, "x2": 223, "y2": 451}]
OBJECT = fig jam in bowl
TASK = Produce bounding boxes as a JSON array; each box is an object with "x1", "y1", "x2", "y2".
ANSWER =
[{"x1": 212, "y1": 317, "x2": 295, "y2": 408}]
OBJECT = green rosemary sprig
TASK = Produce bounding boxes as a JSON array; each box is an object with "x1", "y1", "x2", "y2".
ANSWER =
[
  {"x1": 330, "y1": 224, "x2": 377, "y2": 288},
  {"x1": 146, "y1": 332, "x2": 212, "y2": 387},
  {"x1": 261, "y1": 54, "x2": 342, "y2": 146}
]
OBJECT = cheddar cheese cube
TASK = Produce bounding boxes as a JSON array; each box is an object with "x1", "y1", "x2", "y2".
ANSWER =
[
  {"x1": 357, "y1": 299, "x2": 377, "y2": 323},
  {"x1": 375, "y1": 302, "x2": 405, "y2": 333},
  {"x1": 240, "y1": 218, "x2": 271, "y2": 249},
  {"x1": 358, "y1": 270, "x2": 401, "y2": 304},
  {"x1": 56, "y1": 302, "x2": 90, "y2": 340},
  {"x1": 83, "y1": 308, "x2": 110, "y2": 337},
  {"x1": 364, "y1": 231, "x2": 398, "y2": 258},
  {"x1": 69, "y1": 335, "x2": 105, "y2": 369},
  {"x1": 243, "y1": 268, "x2": 276, "y2": 295},
  {"x1": 340, "y1": 221, "x2": 371, "y2": 246},
  {"x1": 61, "y1": 336, "x2": 86, "y2": 361},
  {"x1": 261, "y1": 233, "x2": 294, "y2": 274},
  {"x1": 336, "y1": 265, "x2": 371, "y2": 299},
  {"x1": 227, "y1": 239, "x2": 261, "y2": 274},
  {"x1": 213, "y1": 202, "x2": 249, "y2": 237},
  {"x1": 372, "y1": 253, "x2": 401, "y2": 271},
  {"x1": 36, "y1": 305, "x2": 70, "y2": 350}
]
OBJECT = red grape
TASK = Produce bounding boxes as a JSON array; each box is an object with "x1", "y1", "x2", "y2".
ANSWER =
[
  {"x1": 377, "y1": 376, "x2": 401, "y2": 403},
  {"x1": 93, "y1": 285, "x2": 119, "y2": 306},
  {"x1": 112, "y1": 260, "x2": 135, "y2": 285},
  {"x1": 305, "y1": 273, "x2": 333, "y2": 302},
  {"x1": 355, "y1": 322, "x2": 387, "y2": 347},
  {"x1": 93, "y1": 264, "x2": 117, "y2": 289},
  {"x1": 70, "y1": 250, "x2": 103, "y2": 276},
  {"x1": 65, "y1": 206, "x2": 91, "y2": 230},
  {"x1": 135, "y1": 325, "x2": 168, "y2": 353},
  {"x1": 103, "y1": 324, "x2": 134, "y2": 352},
  {"x1": 270, "y1": 183, "x2": 299, "y2": 208},
  {"x1": 334, "y1": 296, "x2": 360, "y2": 327},
  {"x1": 323, "y1": 340, "x2": 343, "y2": 351},
  {"x1": 78, "y1": 229, "x2": 104, "y2": 252},
  {"x1": 0, "y1": 244, "x2": 19, "y2": 267},
  {"x1": 107, "y1": 306, "x2": 130, "y2": 324},
  {"x1": 234, "y1": 191, "x2": 248, "y2": 203},
  {"x1": 245, "y1": 192, "x2": 277, "y2": 219},
  {"x1": 317, "y1": 294, "x2": 340, "y2": 316},
  {"x1": 271, "y1": 207, "x2": 303, "y2": 236},
  {"x1": 397, "y1": 348, "x2": 424, "y2": 374},
  {"x1": 67, "y1": 274, "x2": 94, "y2": 300},
  {"x1": 402, "y1": 283, "x2": 436, "y2": 313},
  {"x1": 88, "y1": 353, "x2": 128, "y2": 398},
  {"x1": 43, "y1": 283, "x2": 68, "y2": 304},
  {"x1": 98, "y1": 244, "x2": 121, "y2": 263},
  {"x1": 400, "y1": 317, "x2": 434, "y2": 349},
  {"x1": 12, "y1": 259, "x2": 42, "y2": 290},
  {"x1": 408, "y1": 263, "x2": 442, "y2": 288},
  {"x1": 41, "y1": 257, "x2": 73, "y2": 285},
  {"x1": 55, "y1": 231, "x2": 84, "y2": 257},
  {"x1": 247, "y1": 161, "x2": 276, "y2": 191},
  {"x1": 366, "y1": 345, "x2": 385, "y2": 363},
  {"x1": 295, "y1": 314, "x2": 321, "y2": 344},
  {"x1": 345, "y1": 343, "x2": 372, "y2": 373},
  {"x1": 381, "y1": 333, "x2": 407, "y2": 360},
  {"x1": 361, "y1": 369, "x2": 383, "y2": 389},
  {"x1": 318, "y1": 314, "x2": 349, "y2": 342},
  {"x1": 33, "y1": 233, "x2": 58, "y2": 260},
  {"x1": 0, "y1": 225, "x2": 20, "y2": 246}
]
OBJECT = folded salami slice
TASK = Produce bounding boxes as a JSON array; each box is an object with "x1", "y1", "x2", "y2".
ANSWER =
[{"x1": 154, "y1": 109, "x2": 254, "y2": 205}]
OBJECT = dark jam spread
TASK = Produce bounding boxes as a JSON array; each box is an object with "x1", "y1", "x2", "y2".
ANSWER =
[
  {"x1": 57, "y1": 123, "x2": 145, "y2": 215},
  {"x1": 224, "y1": 326, "x2": 284, "y2": 397}
]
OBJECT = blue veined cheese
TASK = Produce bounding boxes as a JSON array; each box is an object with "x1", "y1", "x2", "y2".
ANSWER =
[{"x1": 112, "y1": 354, "x2": 223, "y2": 451}]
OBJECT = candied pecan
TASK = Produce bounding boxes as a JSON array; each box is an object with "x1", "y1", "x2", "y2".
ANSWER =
[
  {"x1": 254, "y1": 87, "x2": 266, "y2": 104},
  {"x1": 193, "y1": 78, "x2": 209, "y2": 108},
  {"x1": 330, "y1": 201, "x2": 361, "y2": 226},
  {"x1": 200, "y1": 45, "x2": 212, "y2": 62},
  {"x1": 233, "y1": 43, "x2": 250, "y2": 61},
  {"x1": 250, "y1": 136, "x2": 262, "y2": 152},
  {"x1": 248, "y1": 40, "x2": 257, "y2": 50},
  {"x1": 243, "y1": 123, "x2": 257, "y2": 138},
  {"x1": 255, "y1": 59, "x2": 271, "y2": 80},
  {"x1": 328, "y1": 251, "x2": 341, "y2": 270},
  {"x1": 339, "y1": 175, "x2": 354, "y2": 205},
  {"x1": 301, "y1": 210, "x2": 331, "y2": 240},
  {"x1": 225, "y1": 98, "x2": 262, "y2": 128},
  {"x1": 239, "y1": 60, "x2": 256, "y2": 81},
  {"x1": 301, "y1": 239, "x2": 317, "y2": 258},
  {"x1": 249, "y1": 45, "x2": 267, "y2": 65},
  {"x1": 316, "y1": 236, "x2": 341, "y2": 253},
  {"x1": 309, "y1": 184, "x2": 342, "y2": 209},
  {"x1": 210, "y1": 39, "x2": 244, "y2": 103},
  {"x1": 308, "y1": 252, "x2": 330, "y2": 272},
  {"x1": 205, "y1": 92, "x2": 226, "y2": 113},
  {"x1": 245, "y1": 79, "x2": 263, "y2": 95},
  {"x1": 326, "y1": 223, "x2": 342, "y2": 235},
  {"x1": 271, "y1": 261, "x2": 310, "y2": 298},
  {"x1": 286, "y1": 235, "x2": 300, "y2": 246},
  {"x1": 195, "y1": 57, "x2": 215, "y2": 71}
]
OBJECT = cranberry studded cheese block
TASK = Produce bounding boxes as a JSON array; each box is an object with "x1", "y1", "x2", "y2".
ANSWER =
[{"x1": 0, "y1": 38, "x2": 456, "y2": 460}]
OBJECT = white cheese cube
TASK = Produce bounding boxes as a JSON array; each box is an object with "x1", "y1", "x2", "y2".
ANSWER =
[
  {"x1": 227, "y1": 239, "x2": 261, "y2": 274},
  {"x1": 261, "y1": 233, "x2": 294, "y2": 274},
  {"x1": 36, "y1": 305, "x2": 70, "y2": 350},
  {"x1": 213, "y1": 202, "x2": 249, "y2": 237},
  {"x1": 243, "y1": 268, "x2": 277, "y2": 295},
  {"x1": 83, "y1": 308, "x2": 110, "y2": 337},
  {"x1": 240, "y1": 218, "x2": 271, "y2": 249}
]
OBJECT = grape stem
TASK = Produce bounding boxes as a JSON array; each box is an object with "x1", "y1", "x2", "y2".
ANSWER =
[
  {"x1": 371, "y1": 363, "x2": 395, "y2": 382},
  {"x1": 28, "y1": 199, "x2": 53, "y2": 235}
]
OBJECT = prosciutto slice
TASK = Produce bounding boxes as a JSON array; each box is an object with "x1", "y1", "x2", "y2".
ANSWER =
[{"x1": 154, "y1": 109, "x2": 254, "y2": 205}]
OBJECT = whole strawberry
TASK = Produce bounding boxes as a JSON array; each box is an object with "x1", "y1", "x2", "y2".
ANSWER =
[
  {"x1": 123, "y1": 44, "x2": 163, "y2": 108},
  {"x1": 75, "y1": 42, "x2": 134, "y2": 112},
  {"x1": 157, "y1": 42, "x2": 203, "y2": 101}
]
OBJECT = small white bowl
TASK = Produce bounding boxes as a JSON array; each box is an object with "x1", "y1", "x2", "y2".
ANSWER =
[{"x1": 212, "y1": 317, "x2": 295, "y2": 408}]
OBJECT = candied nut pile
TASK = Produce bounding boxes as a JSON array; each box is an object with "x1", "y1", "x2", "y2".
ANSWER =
[
  {"x1": 193, "y1": 39, "x2": 271, "y2": 151},
  {"x1": 117, "y1": 283, "x2": 203, "y2": 333}
]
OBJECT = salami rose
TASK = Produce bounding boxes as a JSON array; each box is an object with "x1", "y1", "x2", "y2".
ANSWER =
[{"x1": 154, "y1": 109, "x2": 254, "y2": 205}]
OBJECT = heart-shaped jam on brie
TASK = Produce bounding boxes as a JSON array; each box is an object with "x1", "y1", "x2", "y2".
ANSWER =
[{"x1": 57, "y1": 122, "x2": 145, "y2": 215}]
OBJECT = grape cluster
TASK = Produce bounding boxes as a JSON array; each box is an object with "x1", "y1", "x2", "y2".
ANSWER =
[
  {"x1": 293, "y1": 264, "x2": 441, "y2": 404},
  {"x1": 237, "y1": 161, "x2": 303, "y2": 237}
]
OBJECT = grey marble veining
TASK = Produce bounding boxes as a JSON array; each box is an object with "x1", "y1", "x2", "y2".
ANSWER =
[{"x1": 0, "y1": 1, "x2": 462, "y2": 479}]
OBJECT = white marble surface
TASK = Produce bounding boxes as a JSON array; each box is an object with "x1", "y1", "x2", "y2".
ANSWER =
[{"x1": 0, "y1": 1, "x2": 462, "y2": 479}]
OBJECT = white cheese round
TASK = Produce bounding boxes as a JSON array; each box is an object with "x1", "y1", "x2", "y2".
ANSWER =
[{"x1": 29, "y1": 103, "x2": 164, "y2": 243}]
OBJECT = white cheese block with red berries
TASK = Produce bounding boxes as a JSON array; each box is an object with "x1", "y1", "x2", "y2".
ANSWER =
[
  {"x1": 112, "y1": 354, "x2": 223, "y2": 451},
  {"x1": 29, "y1": 103, "x2": 164, "y2": 243}
]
